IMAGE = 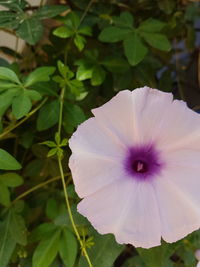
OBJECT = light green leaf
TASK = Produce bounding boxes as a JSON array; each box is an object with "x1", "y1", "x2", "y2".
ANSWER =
[
  {"x1": 0, "y1": 173, "x2": 23, "y2": 187},
  {"x1": 139, "y1": 18, "x2": 166, "y2": 32},
  {"x1": 0, "y1": 214, "x2": 16, "y2": 267},
  {"x1": 35, "y1": 5, "x2": 69, "y2": 19},
  {"x1": 99, "y1": 26, "x2": 132, "y2": 43},
  {"x1": 0, "y1": 89, "x2": 19, "y2": 117},
  {"x1": 0, "y1": 149, "x2": 21, "y2": 170},
  {"x1": 76, "y1": 63, "x2": 93, "y2": 81},
  {"x1": 53, "y1": 26, "x2": 74, "y2": 38},
  {"x1": 37, "y1": 100, "x2": 60, "y2": 131},
  {"x1": 78, "y1": 26, "x2": 92, "y2": 36},
  {"x1": 12, "y1": 91, "x2": 32, "y2": 119},
  {"x1": 91, "y1": 66, "x2": 106, "y2": 86},
  {"x1": 141, "y1": 32, "x2": 171, "y2": 51},
  {"x1": 24, "y1": 67, "x2": 55, "y2": 87},
  {"x1": 0, "y1": 183, "x2": 10, "y2": 206},
  {"x1": 17, "y1": 17, "x2": 44, "y2": 45},
  {"x1": 40, "y1": 141, "x2": 56, "y2": 147},
  {"x1": 0, "y1": 67, "x2": 20, "y2": 84},
  {"x1": 123, "y1": 33, "x2": 148, "y2": 65},
  {"x1": 9, "y1": 211, "x2": 27, "y2": 245},
  {"x1": 74, "y1": 34, "x2": 86, "y2": 51},
  {"x1": 59, "y1": 228, "x2": 78, "y2": 267},
  {"x1": 47, "y1": 148, "x2": 58, "y2": 158},
  {"x1": 27, "y1": 90, "x2": 42, "y2": 101},
  {"x1": 32, "y1": 230, "x2": 61, "y2": 267}
]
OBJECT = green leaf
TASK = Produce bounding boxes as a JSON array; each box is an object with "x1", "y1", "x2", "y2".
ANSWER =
[
  {"x1": 46, "y1": 198, "x2": 58, "y2": 220},
  {"x1": 76, "y1": 62, "x2": 93, "y2": 81},
  {"x1": 79, "y1": 233, "x2": 124, "y2": 267},
  {"x1": 0, "y1": 89, "x2": 19, "y2": 117},
  {"x1": 102, "y1": 57, "x2": 129, "y2": 73},
  {"x1": 0, "y1": 67, "x2": 20, "y2": 84},
  {"x1": 74, "y1": 34, "x2": 86, "y2": 51},
  {"x1": 35, "y1": 5, "x2": 69, "y2": 19},
  {"x1": 17, "y1": 17, "x2": 44, "y2": 45},
  {"x1": 91, "y1": 65, "x2": 106, "y2": 86},
  {"x1": 59, "y1": 228, "x2": 78, "y2": 267},
  {"x1": 0, "y1": 11, "x2": 19, "y2": 29},
  {"x1": 0, "y1": 183, "x2": 10, "y2": 206},
  {"x1": 24, "y1": 67, "x2": 55, "y2": 87},
  {"x1": 158, "y1": 0, "x2": 175, "y2": 15},
  {"x1": 123, "y1": 33, "x2": 148, "y2": 65},
  {"x1": 9, "y1": 211, "x2": 27, "y2": 245},
  {"x1": 78, "y1": 26, "x2": 92, "y2": 36},
  {"x1": 29, "y1": 223, "x2": 57, "y2": 243},
  {"x1": 32, "y1": 230, "x2": 61, "y2": 267},
  {"x1": 0, "y1": 173, "x2": 23, "y2": 187},
  {"x1": 114, "y1": 12, "x2": 134, "y2": 27},
  {"x1": 139, "y1": 18, "x2": 166, "y2": 32},
  {"x1": 0, "y1": 214, "x2": 16, "y2": 267},
  {"x1": 0, "y1": 149, "x2": 21, "y2": 170},
  {"x1": 99, "y1": 26, "x2": 132, "y2": 43},
  {"x1": 12, "y1": 91, "x2": 32, "y2": 119},
  {"x1": 27, "y1": 90, "x2": 42, "y2": 101},
  {"x1": 37, "y1": 100, "x2": 60, "y2": 131},
  {"x1": 141, "y1": 32, "x2": 171, "y2": 51},
  {"x1": 40, "y1": 141, "x2": 57, "y2": 147},
  {"x1": 53, "y1": 26, "x2": 74, "y2": 38}
]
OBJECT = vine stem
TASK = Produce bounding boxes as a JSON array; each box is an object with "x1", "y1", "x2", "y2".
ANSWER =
[
  {"x1": 57, "y1": 87, "x2": 93, "y2": 267},
  {"x1": 12, "y1": 173, "x2": 70, "y2": 205},
  {"x1": 0, "y1": 97, "x2": 47, "y2": 140},
  {"x1": 79, "y1": 0, "x2": 94, "y2": 25}
]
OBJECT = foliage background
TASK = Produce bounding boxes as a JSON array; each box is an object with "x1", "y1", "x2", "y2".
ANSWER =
[{"x1": 0, "y1": 0, "x2": 200, "y2": 266}]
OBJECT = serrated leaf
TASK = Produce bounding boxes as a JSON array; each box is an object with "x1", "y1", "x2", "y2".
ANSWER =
[
  {"x1": 24, "y1": 67, "x2": 55, "y2": 87},
  {"x1": 0, "y1": 214, "x2": 16, "y2": 267},
  {"x1": 142, "y1": 32, "x2": 171, "y2": 51},
  {"x1": 32, "y1": 230, "x2": 61, "y2": 267},
  {"x1": 0, "y1": 173, "x2": 23, "y2": 187},
  {"x1": 12, "y1": 90, "x2": 32, "y2": 119},
  {"x1": 59, "y1": 228, "x2": 78, "y2": 267},
  {"x1": 53, "y1": 26, "x2": 74, "y2": 38},
  {"x1": 123, "y1": 33, "x2": 148, "y2": 65},
  {"x1": 0, "y1": 183, "x2": 10, "y2": 206},
  {"x1": 139, "y1": 18, "x2": 166, "y2": 32},
  {"x1": 37, "y1": 100, "x2": 60, "y2": 131},
  {"x1": 99, "y1": 26, "x2": 132, "y2": 43},
  {"x1": 9, "y1": 211, "x2": 27, "y2": 245},
  {"x1": 0, "y1": 67, "x2": 20, "y2": 84},
  {"x1": 0, "y1": 149, "x2": 21, "y2": 170},
  {"x1": 17, "y1": 17, "x2": 44, "y2": 45},
  {"x1": 35, "y1": 5, "x2": 69, "y2": 19}
]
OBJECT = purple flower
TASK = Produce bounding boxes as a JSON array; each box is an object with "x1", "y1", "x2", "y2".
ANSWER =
[{"x1": 69, "y1": 86, "x2": 200, "y2": 248}]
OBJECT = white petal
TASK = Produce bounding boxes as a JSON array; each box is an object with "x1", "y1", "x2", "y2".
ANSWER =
[
  {"x1": 153, "y1": 174, "x2": 200, "y2": 243},
  {"x1": 69, "y1": 117, "x2": 127, "y2": 197},
  {"x1": 78, "y1": 178, "x2": 161, "y2": 248}
]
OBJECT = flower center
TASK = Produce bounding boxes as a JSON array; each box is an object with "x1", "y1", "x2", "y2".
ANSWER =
[
  {"x1": 132, "y1": 160, "x2": 148, "y2": 173},
  {"x1": 124, "y1": 144, "x2": 163, "y2": 180}
]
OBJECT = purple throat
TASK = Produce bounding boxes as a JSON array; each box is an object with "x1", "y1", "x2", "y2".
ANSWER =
[{"x1": 124, "y1": 144, "x2": 163, "y2": 180}]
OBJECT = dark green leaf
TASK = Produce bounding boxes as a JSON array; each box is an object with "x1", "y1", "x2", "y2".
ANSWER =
[
  {"x1": 123, "y1": 33, "x2": 148, "y2": 65},
  {"x1": 46, "y1": 198, "x2": 58, "y2": 220},
  {"x1": 35, "y1": 5, "x2": 69, "y2": 19},
  {"x1": 24, "y1": 67, "x2": 55, "y2": 87},
  {"x1": 0, "y1": 149, "x2": 21, "y2": 170},
  {"x1": 12, "y1": 90, "x2": 32, "y2": 119},
  {"x1": 17, "y1": 18, "x2": 44, "y2": 45},
  {"x1": 0, "y1": 214, "x2": 16, "y2": 267},
  {"x1": 141, "y1": 32, "x2": 171, "y2": 51},
  {"x1": 139, "y1": 18, "x2": 166, "y2": 32},
  {"x1": 99, "y1": 26, "x2": 132, "y2": 43},
  {"x1": 59, "y1": 228, "x2": 78, "y2": 267},
  {"x1": 9, "y1": 211, "x2": 27, "y2": 245},
  {"x1": 0, "y1": 11, "x2": 19, "y2": 29},
  {"x1": 114, "y1": 12, "x2": 134, "y2": 27},
  {"x1": 0, "y1": 173, "x2": 23, "y2": 187},
  {"x1": 37, "y1": 100, "x2": 60, "y2": 131},
  {"x1": 29, "y1": 223, "x2": 57, "y2": 243},
  {"x1": 0, "y1": 89, "x2": 19, "y2": 117},
  {"x1": 79, "y1": 234, "x2": 124, "y2": 267},
  {"x1": 158, "y1": 0, "x2": 175, "y2": 15},
  {"x1": 0, "y1": 183, "x2": 10, "y2": 206},
  {"x1": 32, "y1": 230, "x2": 61, "y2": 267},
  {"x1": 102, "y1": 56, "x2": 129, "y2": 73},
  {"x1": 91, "y1": 65, "x2": 106, "y2": 86}
]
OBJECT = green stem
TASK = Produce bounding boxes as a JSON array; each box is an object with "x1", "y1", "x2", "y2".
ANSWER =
[
  {"x1": 58, "y1": 157, "x2": 93, "y2": 267},
  {"x1": 0, "y1": 97, "x2": 47, "y2": 140},
  {"x1": 57, "y1": 86, "x2": 92, "y2": 266},
  {"x1": 79, "y1": 0, "x2": 94, "y2": 25}
]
